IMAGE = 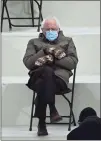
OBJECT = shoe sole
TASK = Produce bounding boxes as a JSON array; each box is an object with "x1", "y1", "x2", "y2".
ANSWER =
[{"x1": 37, "y1": 132, "x2": 48, "y2": 136}]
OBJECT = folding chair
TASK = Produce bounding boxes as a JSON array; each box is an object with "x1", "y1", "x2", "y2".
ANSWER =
[
  {"x1": 29, "y1": 66, "x2": 77, "y2": 131},
  {"x1": 1, "y1": 0, "x2": 43, "y2": 32}
]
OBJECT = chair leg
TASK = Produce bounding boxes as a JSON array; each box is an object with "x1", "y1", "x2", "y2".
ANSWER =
[
  {"x1": 68, "y1": 91, "x2": 75, "y2": 130},
  {"x1": 29, "y1": 91, "x2": 35, "y2": 131},
  {"x1": 40, "y1": 12, "x2": 43, "y2": 21},
  {"x1": 1, "y1": 0, "x2": 5, "y2": 32},
  {"x1": 37, "y1": 0, "x2": 42, "y2": 32},
  {"x1": 30, "y1": 0, "x2": 34, "y2": 26},
  {"x1": 4, "y1": 0, "x2": 12, "y2": 30},
  {"x1": 41, "y1": 14, "x2": 43, "y2": 21},
  {"x1": 72, "y1": 111, "x2": 76, "y2": 126},
  {"x1": 68, "y1": 104, "x2": 72, "y2": 131},
  {"x1": 62, "y1": 94, "x2": 76, "y2": 130}
]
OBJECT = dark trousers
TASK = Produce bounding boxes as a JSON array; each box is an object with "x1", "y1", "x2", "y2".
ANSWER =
[{"x1": 27, "y1": 65, "x2": 67, "y2": 119}]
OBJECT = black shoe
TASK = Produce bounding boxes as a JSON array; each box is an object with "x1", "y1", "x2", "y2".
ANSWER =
[{"x1": 37, "y1": 123, "x2": 48, "y2": 136}]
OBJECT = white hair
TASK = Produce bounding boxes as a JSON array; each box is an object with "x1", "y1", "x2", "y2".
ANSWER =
[{"x1": 41, "y1": 16, "x2": 61, "y2": 29}]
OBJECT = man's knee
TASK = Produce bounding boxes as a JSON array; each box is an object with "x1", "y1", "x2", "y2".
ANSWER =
[{"x1": 43, "y1": 65, "x2": 54, "y2": 75}]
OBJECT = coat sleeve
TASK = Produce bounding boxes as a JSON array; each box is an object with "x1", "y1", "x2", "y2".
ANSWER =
[
  {"x1": 55, "y1": 38, "x2": 78, "y2": 70},
  {"x1": 23, "y1": 39, "x2": 45, "y2": 70}
]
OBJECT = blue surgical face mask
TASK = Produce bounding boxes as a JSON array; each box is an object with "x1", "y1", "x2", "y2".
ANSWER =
[{"x1": 46, "y1": 30, "x2": 58, "y2": 41}]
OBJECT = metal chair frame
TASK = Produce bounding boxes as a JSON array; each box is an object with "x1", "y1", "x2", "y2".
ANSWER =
[
  {"x1": 1, "y1": 0, "x2": 43, "y2": 32},
  {"x1": 29, "y1": 66, "x2": 77, "y2": 131}
]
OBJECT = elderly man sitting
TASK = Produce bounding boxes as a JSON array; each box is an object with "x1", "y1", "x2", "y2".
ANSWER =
[{"x1": 23, "y1": 16, "x2": 78, "y2": 136}]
